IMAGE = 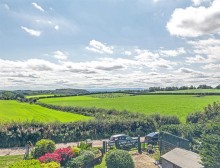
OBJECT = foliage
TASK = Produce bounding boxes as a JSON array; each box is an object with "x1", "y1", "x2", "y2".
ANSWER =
[
  {"x1": 187, "y1": 102, "x2": 220, "y2": 124},
  {"x1": 8, "y1": 159, "x2": 41, "y2": 168},
  {"x1": 94, "y1": 154, "x2": 106, "y2": 168},
  {"x1": 199, "y1": 125, "x2": 220, "y2": 168},
  {"x1": 0, "y1": 100, "x2": 90, "y2": 123},
  {"x1": 0, "y1": 155, "x2": 23, "y2": 168},
  {"x1": 32, "y1": 139, "x2": 56, "y2": 158},
  {"x1": 38, "y1": 153, "x2": 62, "y2": 163},
  {"x1": 0, "y1": 115, "x2": 157, "y2": 148},
  {"x1": 161, "y1": 102, "x2": 220, "y2": 167},
  {"x1": 72, "y1": 147, "x2": 81, "y2": 156},
  {"x1": 54, "y1": 147, "x2": 74, "y2": 166},
  {"x1": 66, "y1": 150, "x2": 95, "y2": 168},
  {"x1": 41, "y1": 162, "x2": 60, "y2": 168},
  {"x1": 78, "y1": 141, "x2": 91, "y2": 150},
  {"x1": 105, "y1": 149, "x2": 134, "y2": 168},
  {"x1": 0, "y1": 91, "x2": 24, "y2": 100}
]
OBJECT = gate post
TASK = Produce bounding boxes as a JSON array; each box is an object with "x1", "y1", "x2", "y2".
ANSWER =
[{"x1": 138, "y1": 135, "x2": 142, "y2": 154}]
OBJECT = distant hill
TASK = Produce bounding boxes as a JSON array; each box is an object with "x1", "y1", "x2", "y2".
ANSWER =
[{"x1": 1, "y1": 89, "x2": 90, "y2": 98}]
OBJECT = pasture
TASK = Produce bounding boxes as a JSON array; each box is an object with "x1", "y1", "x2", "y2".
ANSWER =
[
  {"x1": 0, "y1": 100, "x2": 90, "y2": 123},
  {"x1": 40, "y1": 94, "x2": 220, "y2": 122},
  {"x1": 26, "y1": 94, "x2": 56, "y2": 98}
]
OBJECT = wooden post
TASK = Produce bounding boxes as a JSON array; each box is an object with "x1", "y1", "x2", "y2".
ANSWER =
[
  {"x1": 138, "y1": 135, "x2": 142, "y2": 154},
  {"x1": 103, "y1": 141, "x2": 107, "y2": 154}
]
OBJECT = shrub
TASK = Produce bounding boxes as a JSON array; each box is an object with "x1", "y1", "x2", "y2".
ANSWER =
[
  {"x1": 54, "y1": 147, "x2": 74, "y2": 166},
  {"x1": 32, "y1": 139, "x2": 56, "y2": 158},
  {"x1": 106, "y1": 149, "x2": 134, "y2": 168},
  {"x1": 8, "y1": 159, "x2": 41, "y2": 168},
  {"x1": 41, "y1": 161, "x2": 60, "y2": 168},
  {"x1": 39, "y1": 153, "x2": 61, "y2": 163},
  {"x1": 78, "y1": 141, "x2": 91, "y2": 150},
  {"x1": 72, "y1": 147, "x2": 80, "y2": 156},
  {"x1": 66, "y1": 150, "x2": 95, "y2": 168}
]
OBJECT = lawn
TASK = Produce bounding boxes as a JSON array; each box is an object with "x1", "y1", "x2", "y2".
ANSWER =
[
  {"x1": 39, "y1": 94, "x2": 220, "y2": 122},
  {"x1": 0, "y1": 100, "x2": 90, "y2": 123},
  {"x1": 0, "y1": 155, "x2": 23, "y2": 168}
]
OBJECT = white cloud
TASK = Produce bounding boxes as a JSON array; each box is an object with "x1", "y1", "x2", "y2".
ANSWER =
[
  {"x1": 159, "y1": 47, "x2": 186, "y2": 57},
  {"x1": 192, "y1": 0, "x2": 204, "y2": 6},
  {"x1": 32, "y1": 2, "x2": 45, "y2": 12},
  {"x1": 186, "y1": 55, "x2": 206, "y2": 64},
  {"x1": 124, "y1": 51, "x2": 132, "y2": 56},
  {"x1": 192, "y1": 0, "x2": 212, "y2": 6},
  {"x1": 134, "y1": 49, "x2": 177, "y2": 70},
  {"x1": 21, "y1": 26, "x2": 42, "y2": 37},
  {"x1": 53, "y1": 51, "x2": 68, "y2": 60},
  {"x1": 86, "y1": 40, "x2": 114, "y2": 54},
  {"x1": 187, "y1": 38, "x2": 220, "y2": 63},
  {"x1": 54, "y1": 25, "x2": 59, "y2": 30},
  {"x1": 167, "y1": 0, "x2": 220, "y2": 37},
  {"x1": 153, "y1": 0, "x2": 159, "y2": 2},
  {"x1": 202, "y1": 63, "x2": 220, "y2": 70}
]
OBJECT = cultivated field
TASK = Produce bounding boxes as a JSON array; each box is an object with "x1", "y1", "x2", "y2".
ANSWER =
[
  {"x1": 40, "y1": 94, "x2": 220, "y2": 122},
  {"x1": 0, "y1": 100, "x2": 90, "y2": 123}
]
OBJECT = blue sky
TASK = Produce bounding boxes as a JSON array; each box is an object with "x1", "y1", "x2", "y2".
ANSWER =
[{"x1": 0, "y1": 0, "x2": 220, "y2": 90}]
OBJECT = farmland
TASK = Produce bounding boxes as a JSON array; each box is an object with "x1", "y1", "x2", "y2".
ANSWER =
[
  {"x1": 40, "y1": 94, "x2": 220, "y2": 122},
  {"x1": 0, "y1": 100, "x2": 90, "y2": 123},
  {"x1": 26, "y1": 94, "x2": 56, "y2": 98}
]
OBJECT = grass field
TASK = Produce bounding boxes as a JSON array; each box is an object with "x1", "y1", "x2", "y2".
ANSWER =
[
  {"x1": 0, "y1": 155, "x2": 23, "y2": 168},
  {"x1": 0, "y1": 100, "x2": 90, "y2": 123},
  {"x1": 39, "y1": 94, "x2": 220, "y2": 122},
  {"x1": 26, "y1": 94, "x2": 56, "y2": 98},
  {"x1": 155, "y1": 89, "x2": 220, "y2": 93}
]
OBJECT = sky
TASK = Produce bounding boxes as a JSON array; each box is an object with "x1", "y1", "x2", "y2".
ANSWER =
[{"x1": 0, "y1": 0, "x2": 220, "y2": 90}]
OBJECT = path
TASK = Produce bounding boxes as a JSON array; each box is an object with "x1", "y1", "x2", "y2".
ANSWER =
[
  {"x1": 0, "y1": 137, "x2": 145, "y2": 156},
  {"x1": 0, "y1": 139, "x2": 107, "y2": 156},
  {"x1": 131, "y1": 151, "x2": 158, "y2": 168}
]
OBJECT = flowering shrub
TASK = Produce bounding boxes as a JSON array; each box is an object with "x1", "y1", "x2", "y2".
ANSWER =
[
  {"x1": 54, "y1": 147, "x2": 74, "y2": 166},
  {"x1": 39, "y1": 153, "x2": 61, "y2": 163},
  {"x1": 72, "y1": 147, "x2": 80, "y2": 156}
]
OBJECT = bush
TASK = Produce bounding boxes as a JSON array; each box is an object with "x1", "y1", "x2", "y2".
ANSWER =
[
  {"x1": 106, "y1": 149, "x2": 134, "y2": 168},
  {"x1": 38, "y1": 153, "x2": 61, "y2": 163},
  {"x1": 8, "y1": 159, "x2": 41, "y2": 168},
  {"x1": 41, "y1": 161, "x2": 60, "y2": 168},
  {"x1": 78, "y1": 141, "x2": 91, "y2": 150},
  {"x1": 66, "y1": 150, "x2": 95, "y2": 168},
  {"x1": 54, "y1": 147, "x2": 74, "y2": 166},
  {"x1": 32, "y1": 139, "x2": 56, "y2": 158},
  {"x1": 72, "y1": 147, "x2": 81, "y2": 156}
]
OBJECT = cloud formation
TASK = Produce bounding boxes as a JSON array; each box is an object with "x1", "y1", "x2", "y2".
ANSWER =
[
  {"x1": 86, "y1": 40, "x2": 114, "y2": 54},
  {"x1": 32, "y1": 2, "x2": 45, "y2": 12},
  {"x1": 167, "y1": 0, "x2": 220, "y2": 37},
  {"x1": 21, "y1": 26, "x2": 42, "y2": 37},
  {"x1": 53, "y1": 51, "x2": 68, "y2": 60}
]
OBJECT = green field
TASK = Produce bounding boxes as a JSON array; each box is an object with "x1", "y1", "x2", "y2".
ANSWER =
[
  {"x1": 40, "y1": 94, "x2": 220, "y2": 122},
  {"x1": 0, "y1": 100, "x2": 90, "y2": 123},
  {"x1": 155, "y1": 89, "x2": 220, "y2": 93},
  {"x1": 26, "y1": 94, "x2": 56, "y2": 98}
]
